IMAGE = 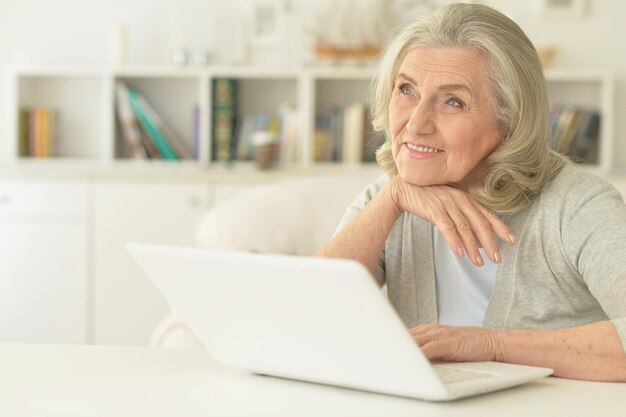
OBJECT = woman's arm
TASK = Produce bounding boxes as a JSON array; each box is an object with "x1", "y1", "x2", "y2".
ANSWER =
[
  {"x1": 411, "y1": 321, "x2": 626, "y2": 382},
  {"x1": 316, "y1": 176, "x2": 515, "y2": 269},
  {"x1": 314, "y1": 179, "x2": 402, "y2": 272}
]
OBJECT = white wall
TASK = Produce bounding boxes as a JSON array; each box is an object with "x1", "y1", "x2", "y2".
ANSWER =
[
  {"x1": 0, "y1": 0, "x2": 216, "y2": 66},
  {"x1": 1, "y1": 0, "x2": 625, "y2": 168}
]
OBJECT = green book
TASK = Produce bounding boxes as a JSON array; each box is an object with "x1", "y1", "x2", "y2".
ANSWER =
[
  {"x1": 18, "y1": 109, "x2": 29, "y2": 157},
  {"x1": 212, "y1": 78, "x2": 237, "y2": 162},
  {"x1": 127, "y1": 88, "x2": 178, "y2": 160}
]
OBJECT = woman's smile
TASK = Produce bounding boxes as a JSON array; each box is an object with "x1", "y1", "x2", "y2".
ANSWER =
[{"x1": 403, "y1": 142, "x2": 444, "y2": 159}]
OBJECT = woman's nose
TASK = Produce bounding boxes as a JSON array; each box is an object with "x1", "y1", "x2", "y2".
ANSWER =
[{"x1": 406, "y1": 101, "x2": 436, "y2": 135}]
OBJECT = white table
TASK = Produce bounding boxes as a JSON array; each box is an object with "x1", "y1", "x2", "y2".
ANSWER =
[{"x1": 1, "y1": 343, "x2": 625, "y2": 417}]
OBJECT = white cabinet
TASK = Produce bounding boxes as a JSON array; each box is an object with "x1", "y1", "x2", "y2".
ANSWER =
[
  {"x1": 0, "y1": 173, "x2": 326, "y2": 346},
  {"x1": 0, "y1": 180, "x2": 88, "y2": 343},
  {"x1": 92, "y1": 180, "x2": 211, "y2": 345}
]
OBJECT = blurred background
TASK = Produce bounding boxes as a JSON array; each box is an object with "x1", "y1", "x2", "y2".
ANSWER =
[
  {"x1": 0, "y1": 0, "x2": 624, "y2": 347},
  {"x1": 1, "y1": 0, "x2": 625, "y2": 164}
]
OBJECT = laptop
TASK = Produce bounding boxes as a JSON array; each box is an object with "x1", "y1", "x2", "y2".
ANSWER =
[{"x1": 127, "y1": 243, "x2": 552, "y2": 401}]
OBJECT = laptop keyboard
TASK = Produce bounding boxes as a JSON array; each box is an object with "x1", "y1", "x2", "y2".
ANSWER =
[{"x1": 433, "y1": 365, "x2": 494, "y2": 384}]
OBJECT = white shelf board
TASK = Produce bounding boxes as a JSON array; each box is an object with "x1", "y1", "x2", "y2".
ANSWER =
[
  {"x1": 309, "y1": 67, "x2": 375, "y2": 80},
  {"x1": 0, "y1": 159, "x2": 385, "y2": 183},
  {"x1": 209, "y1": 67, "x2": 301, "y2": 79},
  {"x1": 545, "y1": 69, "x2": 611, "y2": 82},
  {"x1": 112, "y1": 66, "x2": 206, "y2": 78},
  {"x1": 11, "y1": 66, "x2": 107, "y2": 78},
  {"x1": 13, "y1": 66, "x2": 609, "y2": 82}
]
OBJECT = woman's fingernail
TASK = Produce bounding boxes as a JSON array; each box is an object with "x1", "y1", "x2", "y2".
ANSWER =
[
  {"x1": 476, "y1": 256, "x2": 484, "y2": 266},
  {"x1": 507, "y1": 233, "x2": 516, "y2": 244},
  {"x1": 494, "y1": 252, "x2": 501, "y2": 263}
]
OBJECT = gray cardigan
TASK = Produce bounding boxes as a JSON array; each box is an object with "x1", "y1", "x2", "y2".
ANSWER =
[{"x1": 337, "y1": 163, "x2": 626, "y2": 353}]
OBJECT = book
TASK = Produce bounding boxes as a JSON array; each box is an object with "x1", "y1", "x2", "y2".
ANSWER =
[
  {"x1": 570, "y1": 110, "x2": 600, "y2": 164},
  {"x1": 29, "y1": 108, "x2": 38, "y2": 157},
  {"x1": 18, "y1": 109, "x2": 29, "y2": 157},
  {"x1": 22, "y1": 107, "x2": 56, "y2": 158},
  {"x1": 553, "y1": 106, "x2": 579, "y2": 155},
  {"x1": 277, "y1": 104, "x2": 299, "y2": 165},
  {"x1": 314, "y1": 103, "x2": 379, "y2": 164},
  {"x1": 212, "y1": 78, "x2": 237, "y2": 162},
  {"x1": 127, "y1": 87, "x2": 178, "y2": 160},
  {"x1": 342, "y1": 102, "x2": 365, "y2": 164},
  {"x1": 40, "y1": 109, "x2": 49, "y2": 157},
  {"x1": 115, "y1": 83, "x2": 148, "y2": 159},
  {"x1": 139, "y1": 122, "x2": 161, "y2": 159},
  {"x1": 550, "y1": 104, "x2": 602, "y2": 165},
  {"x1": 135, "y1": 93, "x2": 191, "y2": 159},
  {"x1": 329, "y1": 106, "x2": 344, "y2": 161},
  {"x1": 47, "y1": 109, "x2": 57, "y2": 157},
  {"x1": 192, "y1": 104, "x2": 200, "y2": 160},
  {"x1": 557, "y1": 107, "x2": 581, "y2": 155},
  {"x1": 548, "y1": 105, "x2": 562, "y2": 150},
  {"x1": 363, "y1": 109, "x2": 384, "y2": 163},
  {"x1": 313, "y1": 110, "x2": 334, "y2": 162},
  {"x1": 234, "y1": 115, "x2": 253, "y2": 161}
]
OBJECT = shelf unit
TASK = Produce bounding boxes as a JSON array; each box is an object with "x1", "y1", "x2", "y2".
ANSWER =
[
  {"x1": 7, "y1": 66, "x2": 615, "y2": 173},
  {"x1": 545, "y1": 69, "x2": 614, "y2": 173}
]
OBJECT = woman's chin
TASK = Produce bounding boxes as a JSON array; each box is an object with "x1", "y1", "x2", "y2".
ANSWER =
[
  {"x1": 395, "y1": 164, "x2": 472, "y2": 190},
  {"x1": 397, "y1": 171, "x2": 441, "y2": 187}
]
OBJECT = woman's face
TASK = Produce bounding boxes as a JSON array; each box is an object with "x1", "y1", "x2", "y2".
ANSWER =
[{"x1": 389, "y1": 47, "x2": 502, "y2": 190}]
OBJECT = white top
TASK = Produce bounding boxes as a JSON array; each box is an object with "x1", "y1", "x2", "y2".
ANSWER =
[{"x1": 433, "y1": 226, "x2": 497, "y2": 326}]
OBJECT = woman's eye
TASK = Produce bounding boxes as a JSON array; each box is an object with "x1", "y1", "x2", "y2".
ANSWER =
[
  {"x1": 445, "y1": 97, "x2": 464, "y2": 108},
  {"x1": 399, "y1": 84, "x2": 412, "y2": 95}
]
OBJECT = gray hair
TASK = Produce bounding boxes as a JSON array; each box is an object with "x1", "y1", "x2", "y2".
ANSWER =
[{"x1": 371, "y1": 3, "x2": 567, "y2": 214}]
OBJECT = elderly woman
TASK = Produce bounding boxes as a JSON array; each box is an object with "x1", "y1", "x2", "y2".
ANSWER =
[{"x1": 316, "y1": 3, "x2": 626, "y2": 382}]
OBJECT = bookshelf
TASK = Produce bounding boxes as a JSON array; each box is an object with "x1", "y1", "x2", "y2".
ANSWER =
[
  {"x1": 7, "y1": 66, "x2": 616, "y2": 173},
  {"x1": 545, "y1": 69, "x2": 614, "y2": 173}
]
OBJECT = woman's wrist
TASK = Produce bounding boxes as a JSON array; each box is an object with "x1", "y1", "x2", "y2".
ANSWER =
[
  {"x1": 385, "y1": 176, "x2": 406, "y2": 219},
  {"x1": 490, "y1": 328, "x2": 508, "y2": 363}
]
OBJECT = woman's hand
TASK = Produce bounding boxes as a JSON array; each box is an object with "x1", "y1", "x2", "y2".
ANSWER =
[
  {"x1": 411, "y1": 322, "x2": 626, "y2": 381},
  {"x1": 389, "y1": 177, "x2": 515, "y2": 266},
  {"x1": 410, "y1": 324, "x2": 504, "y2": 362}
]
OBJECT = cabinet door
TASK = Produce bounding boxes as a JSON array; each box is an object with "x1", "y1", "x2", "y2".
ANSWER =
[
  {"x1": 0, "y1": 222, "x2": 87, "y2": 343},
  {"x1": 93, "y1": 181, "x2": 210, "y2": 345},
  {"x1": 0, "y1": 180, "x2": 88, "y2": 344}
]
